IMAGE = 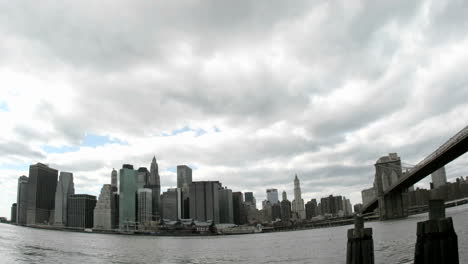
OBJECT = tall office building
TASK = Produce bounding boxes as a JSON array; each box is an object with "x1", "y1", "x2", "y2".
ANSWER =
[
  {"x1": 266, "y1": 189, "x2": 279, "y2": 204},
  {"x1": 291, "y1": 175, "x2": 306, "y2": 219},
  {"x1": 177, "y1": 165, "x2": 192, "y2": 218},
  {"x1": 93, "y1": 184, "x2": 117, "y2": 230},
  {"x1": 177, "y1": 165, "x2": 192, "y2": 193},
  {"x1": 11, "y1": 203, "x2": 17, "y2": 223},
  {"x1": 342, "y1": 197, "x2": 353, "y2": 216},
  {"x1": 16, "y1": 175, "x2": 29, "y2": 225},
  {"x1": 54, "y1": 172, "x2": 75, "y2": 226},
  {"x1": 147, "y1": 157, "x2": 161, "y2": 219},
  {"x1": 271, "y1": 203, "x2": 282, "y2": 221},
  {"x1": 218, "y1": 187, "x2": 234, "y2": 224},
  {"x1": 26, "y1": 163, "x2": 58, "y2": 225},
  {"x1": 189, "y1": 181, "x2": 221, "y2": 223},
  {"x1": 67, "y1": 194, "x2": 96, "y2": 228},
  {"x1": 137, "y1": 188, "x2": 153, "y2": 227},
  {"x1": 280, "y1": 191, "x2": 291, "y2": 221},
  {"x1": 111, "y1": 169, "x2": 118, "y2": 191},
  {"x1": 431, "y1": 166, "x2": 447, "y2": 189},
  {"x1": 232, "y1": 192, "x2": 246, "y2": 225},
  {"x1": 119, "y1": 164, "x2": 138, "y2": 229},
  {"x1": 161, "y1": 188, "x2": 182, "y2": 221},
  {"x1": 305, "y1": 199, "x2": 318, "y2": 219},
  {"x1": 136, "y1": 167, "x2": 149, "y2": 189},
  {"x1": 320, "y1": 195, "x2": 343, "y2": 216},
  {"x1": 244, "y1": 192, "x2": 256, "y2": 209}
]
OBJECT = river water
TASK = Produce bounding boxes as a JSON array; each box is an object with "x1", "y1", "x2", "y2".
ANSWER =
[{"x1": 1, "y1": 204, "x2": 467, "y2": 264}]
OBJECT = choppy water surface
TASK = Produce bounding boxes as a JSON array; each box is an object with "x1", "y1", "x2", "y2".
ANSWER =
[{"x1": 1, "y1": 204, "x2": 467, "y2": 264}]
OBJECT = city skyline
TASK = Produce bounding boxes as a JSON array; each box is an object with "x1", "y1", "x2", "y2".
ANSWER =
[{"x1": 1, "y1": 0, "x2": 468, "y2": 218}]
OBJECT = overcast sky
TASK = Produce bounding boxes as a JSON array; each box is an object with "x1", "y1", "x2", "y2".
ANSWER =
[{"x1": 1, "y1": 0, "x2": 468, "y2": 218}]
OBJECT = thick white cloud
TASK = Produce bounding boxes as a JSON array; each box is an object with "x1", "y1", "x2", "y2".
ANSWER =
[{"x1": 1, "y1": 0, "x2": 467, "y2": 217}]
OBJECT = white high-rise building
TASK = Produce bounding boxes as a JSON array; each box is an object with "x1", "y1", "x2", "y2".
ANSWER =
[
  {"x1": 93, "y1": 184, "x2": 116, "y2": 230},
  {"x1": 54, "y1": 172, "x2": 74, "y2": 226},
  {"x1": 431, "y1": 166, "x2": 447, "y2": 189},
  {"x1": 266, "y1": 189, "x2": 279, "y2": 204},
  {"x1": 137, "y1": 188, "x2": 153, "y2": 227},
  {"x1": 291, "y1": 174, "x2": 306, "y2": 219}
]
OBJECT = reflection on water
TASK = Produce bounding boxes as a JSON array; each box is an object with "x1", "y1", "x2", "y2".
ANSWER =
[{"x1": 1, "y1": 204, "x2": 467, "y2": 264}]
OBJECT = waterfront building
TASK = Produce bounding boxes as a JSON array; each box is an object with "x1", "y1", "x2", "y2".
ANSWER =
[
  {"x1": 219, "y1": 187, "x2": 234, "y2": 224},
  {"x1": 232, "y1": 192, "x2": 246, "y2": 225},
  {"x1": 244, "y1": 192, "x2": 256, "y2": 209},
  {"x1": 266, "y1": 189, "x2": 279, "y2": 204},
  {"x1": 342, "y1": 197, "x2": 353, "y2": 216},
  {"x1": 26, "y1": 163, "x2": 58, "y2": 225},
  {"x1": 119, "y1": 164, "x2": 138, "y2": 229},
  {"x1": 136, "y1": 167, "x2": 149, "y2": 189},
  {"x1": 137, "y1": 188, "x2": 153, "y2": 227},
  {"x1": 54, "y1": 172, "x2": 75, "y2": 226},
  {"x1": 280, "y1": 191, "x2": 291, "y2": 221},
  {"x1": 291, "y1": 175, "x2": 306, "y2": 219},
  {"x1": 161, "y1": 188, "x2": 182, "y2": 221},
  {"x1": 111, "y1": 169, "x2": 118, "y2": 192},
  {"x1": 189, "y1": 181, "x2": 221, "y2": 223},
  {"x1": 431, "y1": 166, "x2": 447, "y2": 189},
  {"x1": 361, "y1": 187, "x2": 376, "y2": 205},
  {"x1": 320, "y1": 195, "x2": 343, "y2": 216},
  {"x1": 177, "y1": 165, "x2": 192, "y2": 218},
  {"x1": 261, "y1": 201, "x2": 272, "y2": 222},
  {"x1": 11, "y1": 203, "x2": 17, "y2": 223},
  {"x1": 67, "y1": 194, "x2": 96, "y2": 228},
  {"x1": 16, "y1": 175, "x2": 29, "y2": 225},
  {"x1": 271, "y1": 203, "x2": 281, "y2": 221},
  {"x1": 93, "y1": 184, "x2": 116, "y2": 230},
  {"x1": 147, "y1": 157, "x2": 161, "y2": 219},
  {"x1": 305, "y1": 199, "x2": 318, "y2": 220}
]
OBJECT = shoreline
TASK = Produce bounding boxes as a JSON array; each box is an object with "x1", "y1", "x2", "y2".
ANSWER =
[{"x1": 5, "y1": 200, "x2": 467, "y2": 237}]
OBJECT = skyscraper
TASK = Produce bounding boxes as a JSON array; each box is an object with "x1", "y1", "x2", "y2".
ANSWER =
[
  {"x1": 147, "y1": 156, "x2": 161, "y2": 219},
  {"x1": 305, "y1": 199, "x2": 318, "y2": 219},
  {"x1": 119, "y1": 164, "x2": 138, "y2": 229},
  {"x1": 177, "y1": 165, "x2": 192, "y2": 218},
  {"x1": 26, "y1": 163, "x2": 58, "y2": 225},
  {"x1": 161, "y1": 188, "x2": 182, "y2": 221},
  {"x1": 189, "y1": 181, "x2": 221, "y2": 223},
  {"x1": 431, "y1": 166, "x2": 447, "y2": 189},
  {"x1": 266, "y1": 189, "x2": 279, "y2": 204},
  {"x1": 291, "y1": 174, "x2": 305, "y2": 219},
  {"x1": 16, "y1": 175, "x2": 29, "y2": 225},
  {"x1": 11, "y1": 203, "x2": 17, "y2": 223},
  {"x1": 54, "y1": 172, "x2": 74, "y2": 226},
  {"x1": 67, "y1": 194, "x2": 96, "y2": 229},
  {"x1": 111, "y1": 168, "x2": 118, "y2": 192},
  {"x1": 136, "y1": 167, "x2": 149, "y2": 189},
  {"x1": 232, "y1": 192, "x2": 246, "y2": 225},
  {"x1": 93, "y1": 184, "x2": 117, "y2": 230},
  {"x1": 177, "y1": 165, "x2": 192, "y2": 192},
  {"x1": 244, "y1": 192, "x2": 256, "y2": 209},
  {"x1": 218, "y1": 187, "x2": 234, "y2": 224},
  {"x1": 137, "y1": 188, "x2": 153, "y2": 227},
  {"x1": 280, "y1": 191, "x2": 291, "y2": 221}
]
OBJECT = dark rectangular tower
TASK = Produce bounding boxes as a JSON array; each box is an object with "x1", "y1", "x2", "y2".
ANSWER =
[
  {"x1": 67, "y1": 194, "x2": 97, "y2": 228},
  {"x1": 26, "y1": 163, "x2": 58, "y2": 225}
]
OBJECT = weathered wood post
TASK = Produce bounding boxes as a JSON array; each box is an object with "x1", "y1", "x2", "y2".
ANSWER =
[
  {"x1": 414, "y1": 199, "x2": 459, "y2": 264},
  {"x1": 346, "y1": 215, "x2": 374, "y2": 264}
]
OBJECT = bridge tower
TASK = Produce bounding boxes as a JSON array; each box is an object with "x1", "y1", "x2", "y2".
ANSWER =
[{"x1": 374, "y1": 153, "x2": 409, "y2": 220}]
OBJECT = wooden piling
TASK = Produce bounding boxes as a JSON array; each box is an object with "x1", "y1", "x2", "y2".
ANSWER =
[
  {"x1": 414, "y1": 199, "x2": 459, "y2": 264},
  {"x1": 346, "y1": 215, "x2": 374, "y2": 264}
]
